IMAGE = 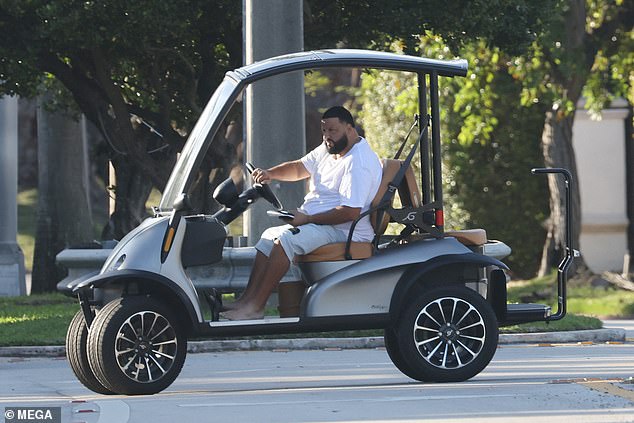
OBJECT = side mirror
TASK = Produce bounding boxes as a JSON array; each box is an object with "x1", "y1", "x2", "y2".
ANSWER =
[{"x1": 213, "y1": 177, "x2": 240, "y2": 207}]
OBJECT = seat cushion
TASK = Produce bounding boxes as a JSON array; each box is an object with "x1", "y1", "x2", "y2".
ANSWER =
[
  {"x1": 444, "y1": 229, "x2": 487, "y2": 246},
  {"x1": 296, "y1": 242, "x2": 373, "y2": 262}
]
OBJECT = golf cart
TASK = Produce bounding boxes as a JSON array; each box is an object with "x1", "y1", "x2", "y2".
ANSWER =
[{"x1": 60, "y1": 49, "x2": 576, "y2": 395}]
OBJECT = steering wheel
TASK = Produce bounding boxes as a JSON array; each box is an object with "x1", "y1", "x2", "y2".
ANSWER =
[{"x1": 246, "y1": 162, "x2": 283, "y2": 210}]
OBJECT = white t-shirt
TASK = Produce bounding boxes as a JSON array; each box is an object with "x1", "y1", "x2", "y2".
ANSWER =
[{"x1": 299, "y1": 137, "x2": 382, "y2": 242}]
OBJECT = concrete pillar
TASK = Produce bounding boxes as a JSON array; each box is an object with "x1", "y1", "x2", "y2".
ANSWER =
[
  {"x1": 0, "y1": 95, "x2": 26, "y2": 296},
  {"x1": 573, "y1": 98, "x2": 630, "y2": 273},
  {"x1": 243, "y1": 0, "x2": 305, "y2": 244}
]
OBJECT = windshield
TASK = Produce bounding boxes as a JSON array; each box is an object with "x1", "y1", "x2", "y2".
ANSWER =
[{"x1": 160, "y1": 77, "x2": 242, "y2": 211}]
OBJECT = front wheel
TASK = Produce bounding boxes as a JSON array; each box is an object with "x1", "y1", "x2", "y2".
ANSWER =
[
  {"x1": 87, "y1": 296, "x2": 187, "y2": 395},
  {"x1": 66, "y1": 310, "x2": 113, "y2": 395},
  {"x1": 395, "y1": 285, "x2": 498, "y2": 382}
]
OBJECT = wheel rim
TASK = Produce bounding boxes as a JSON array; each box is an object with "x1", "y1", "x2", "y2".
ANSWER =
[
  {"x1": 115, "y1": 311, "x2": 178, "y2": 383},
  {"x1": 413, "y1": 296, "x2": 486, "y2": 370}
]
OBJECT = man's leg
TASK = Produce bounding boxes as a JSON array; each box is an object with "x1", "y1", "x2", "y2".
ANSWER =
[
  {"x1": 222, "y1": 251, "x2": 268, "y2": 311},
  {"x1": 223, "y1": 225, "x2": 288, "y2": 311},
  {"x1": 221, "y1": 241, "x2": 290, "y2": 320}
]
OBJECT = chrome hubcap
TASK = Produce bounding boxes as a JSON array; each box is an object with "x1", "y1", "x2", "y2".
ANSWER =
[
  {"x1": 115, "y1": 311, "x2": 178, "y2": 383},
  {"x1": 413, "y1": 297, "x2": 486, "y2": 369}
]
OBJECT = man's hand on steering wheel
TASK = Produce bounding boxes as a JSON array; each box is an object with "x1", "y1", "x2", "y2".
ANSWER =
[
  {"x1": 246, "y1": 162, "x2": 283, "y2": 210},
  {"x1": 251, "y1": 167, "x2": 271, "y2": 185}
]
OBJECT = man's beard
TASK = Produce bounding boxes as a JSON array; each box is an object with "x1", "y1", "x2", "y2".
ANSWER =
[{"x1": 326, "y1": 133, "x2": 348, "y2": 154}]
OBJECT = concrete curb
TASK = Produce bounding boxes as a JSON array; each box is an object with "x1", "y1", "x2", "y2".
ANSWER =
[
  {"x1": 0, "y1": 328, "x2": 626, "y2": 358},
  {"x1": 498, "y1": 328, "x2": 626, "y2": 345}
]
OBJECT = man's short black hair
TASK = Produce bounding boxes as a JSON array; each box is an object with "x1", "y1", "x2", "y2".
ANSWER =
[{"x1": 322, "y1": 106, "x2": 354, "y2": 128}]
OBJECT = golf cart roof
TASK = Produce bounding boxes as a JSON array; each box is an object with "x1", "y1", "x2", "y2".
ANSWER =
[
  {"x1": 229, "y1": 49, "x2": 468, "y2": 82},
  {"x1": 160, "y1": 49, "x2": 468, "y2": 212}
]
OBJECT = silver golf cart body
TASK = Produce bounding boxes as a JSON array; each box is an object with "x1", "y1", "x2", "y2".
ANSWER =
[
  {"x1": 62, "y1": 49, "x2": 575, "y2": 395},
  {"x1": 73, "y1": 50, "x2": 506, "y2": 329}
]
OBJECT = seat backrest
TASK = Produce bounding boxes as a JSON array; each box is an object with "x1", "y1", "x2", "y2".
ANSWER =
[{"x1": 370, "y1": 159, "x2": 422, "y2": 235}]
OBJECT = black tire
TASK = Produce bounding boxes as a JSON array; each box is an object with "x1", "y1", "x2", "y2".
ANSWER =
[
  {"x1": 66, "y1": 310, "x2": 113, "y2": 395},
  {"x1": 87, "y1": 296, "x2": 187, "y2": 395},
  {"x1": 384, "y1": 327, "x2": 419, "y2": 379},
  {"x1": 395, "y1": 285, "x2": 498, "y2": 382}
]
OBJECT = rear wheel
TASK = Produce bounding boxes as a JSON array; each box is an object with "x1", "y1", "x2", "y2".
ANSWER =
[
  {"x1": 395, "y1": 285, "x2": 498, "y2": 382},
  {"x1": 384, "y1": 327, "x2": 418, "y2": 379},
  {"x1": 87, "y1": 296, "x2": 187, "y2": 395},
  {"x1": 66, "y1": 310, "x2": 113, "y2": 395}
]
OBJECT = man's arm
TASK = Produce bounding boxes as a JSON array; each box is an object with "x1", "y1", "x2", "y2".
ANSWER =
[
  {"x1": 252, "y1": 160, "x2": 309, "y2": 184},
  {"x1": 291, "y1": 206, "x2": 360, "y2": 227}
]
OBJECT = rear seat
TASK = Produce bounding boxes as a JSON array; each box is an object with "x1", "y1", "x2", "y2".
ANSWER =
[{"x1": 297, "y1": 159, "x2": 415, "y2": 263}]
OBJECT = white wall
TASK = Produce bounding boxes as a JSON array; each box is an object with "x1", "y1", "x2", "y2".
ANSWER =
[{"x1": 573, "y1": 98, "x2": 630, "y2": 273}]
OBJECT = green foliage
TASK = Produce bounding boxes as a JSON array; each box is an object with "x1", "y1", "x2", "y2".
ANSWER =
[
  {"x1": 356, "y1": 37, "x2": 549, "y2": 276},
  {"x1": 583, "y1": 15, "x2": 634, "y2": 113},
  {"x1": 356, "y1": 69, "x2": 446, "y2": 234},
  {"x1": 357, "y1": 69, "x2": 419, "y2": 160},
  {"x1": 0, "y1": 0, "x2": 242, "y2": 128},
  {"x1": 0, "y1": 0, "x2": 553, "y2": 134},
  {"x1": 441, "y1": 46, "x2": 550, "y2": 277},
  {"x1": 305, "y1": 0, "x2": 552, "y2": 55},
  {"x1": 507, "y1": 0, "x2": 634, "y2": 116}
]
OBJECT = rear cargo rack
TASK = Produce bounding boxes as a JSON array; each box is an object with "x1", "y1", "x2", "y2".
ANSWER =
[{"x1": 531, "y1": 168, "x2": 577, "y2": 322}]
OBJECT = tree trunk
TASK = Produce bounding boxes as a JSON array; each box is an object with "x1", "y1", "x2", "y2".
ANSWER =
[
  {"x1": 538, "y1": 109, "x2": 587, "y2": 277},
  {"x1": 32, "y1": 98, "x2": 95, "y2": 293},
  {"x1": 100, "y1": 154, "x2": 154, "y2": 241}
]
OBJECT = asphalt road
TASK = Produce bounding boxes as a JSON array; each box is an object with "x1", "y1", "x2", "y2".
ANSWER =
[{"x1": 1, "y1": 341, "x2": 633, "y2": 423}]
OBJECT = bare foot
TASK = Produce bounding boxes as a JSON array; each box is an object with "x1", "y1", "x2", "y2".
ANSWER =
[
  {"x1": 220, "y1": 294, "x2": 251, "y2": 312},
  {"x1": 220, "y1": 301, "x2": 240, "y2": 312},
  {"x1": 220, "y1": 306, "x2": 265, "y2": 321}
]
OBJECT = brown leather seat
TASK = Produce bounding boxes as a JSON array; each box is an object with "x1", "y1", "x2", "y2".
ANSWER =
[
  {"x1": 297, "y1": 159, "x2": 419, "y2": 262},
  {"x1": 444, "y1": 228, "x2": 487, "y2": 246}
]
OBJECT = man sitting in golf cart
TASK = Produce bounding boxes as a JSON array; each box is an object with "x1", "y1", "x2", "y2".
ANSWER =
[{"x1": 221, "y1": 106, "x2": 382, "y2": 320}]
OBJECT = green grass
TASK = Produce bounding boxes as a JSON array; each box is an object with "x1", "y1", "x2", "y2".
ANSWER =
[
  {"x1": 0, "y1": 293, "x2": 78, "y2": 346},
  {"x1": 500, "y1": 314, "x2": 603, "y2": 333},
  {"x1": 507, "y1": 271, "x2": 634, "y2": 318}
]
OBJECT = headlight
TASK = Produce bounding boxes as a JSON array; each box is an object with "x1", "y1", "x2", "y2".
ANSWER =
[{"x1": 107, "y1": 254, "x2": 126, "y2": 272}]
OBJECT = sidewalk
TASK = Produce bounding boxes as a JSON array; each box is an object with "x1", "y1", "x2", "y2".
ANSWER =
[{"x1": 0, "y1": 326, "x2": 627, "y2": 358}]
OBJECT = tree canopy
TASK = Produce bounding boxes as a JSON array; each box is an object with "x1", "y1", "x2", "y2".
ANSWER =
[{"x1": 0, "y1": 0, "x2": 554, "y2": 238}]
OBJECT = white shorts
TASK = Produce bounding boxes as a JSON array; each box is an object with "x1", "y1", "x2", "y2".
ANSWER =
[{"x1": 255, "y1": 224, "x2": 348, "y2": 262}]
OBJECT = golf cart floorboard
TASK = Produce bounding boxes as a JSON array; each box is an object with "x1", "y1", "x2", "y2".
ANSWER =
[
  {"x1": 209, "y1": 317, "x2": 301, "y2": 327},
  {"x1": 195, "y1": 313, "x2": 390, "y2": 337}
]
